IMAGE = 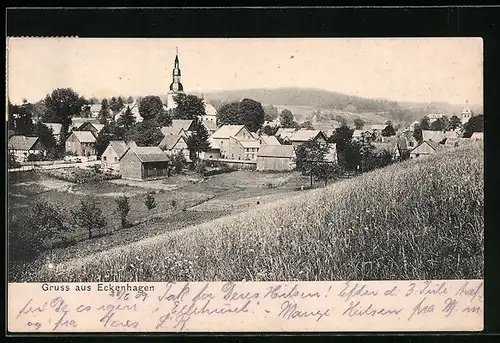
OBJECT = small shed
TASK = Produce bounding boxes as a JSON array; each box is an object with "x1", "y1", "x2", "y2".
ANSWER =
[
  {"x1": 102, "y1": 140, "x2": 129, "y2": 170},
  {"x1": 256, "y1": 145, "x2": 296, "y2": 171},
  {"x1": 119, "y1": 145, "x2": 171, "y2": 180}
]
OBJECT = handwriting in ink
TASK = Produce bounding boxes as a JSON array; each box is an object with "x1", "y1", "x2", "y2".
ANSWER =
[
  {"x1": 343, "y1": 301, "x2": 403, "y2": 317},
  {"x1": 278, "y1": 300, "x2": 331, "y2": 322},
  {"x1": 338, "y1": 282, "x2": 379, "y2": 302},
  {"x1": 17, "y1": 298, "x2": 47, "y2": 319},
  {"x1": 264, "y1": 284, "x2": 321, "y2": 300},
  {"x1": 408, "y1": 297, "x2": 434, "y2": 321}
]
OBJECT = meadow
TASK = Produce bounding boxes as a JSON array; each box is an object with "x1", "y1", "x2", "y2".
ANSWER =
[{"x1": 29, "y1": 142, "x2": 483, "y2": 282}]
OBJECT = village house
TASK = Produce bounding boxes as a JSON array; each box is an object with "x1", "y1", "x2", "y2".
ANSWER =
[
  {"x1": 158, "y1": 134, "x2": 191, "y2": 162},
  {"x1": 70, "y1": 117, "x2": 100, "y2": 132},
  {"x1": 8, "y1": 135, "x2": 47, "y2": 162},
  {"x1": 409, "y1": 140, "x2": 440, "y2": 159},
  {"x1": 202, "y1": 102, "x2": 218, "y2": 122},
  {"x1": 211, "y1": 125, "x2": 256, "y2": 160},
  {"x1": 77, "y1": 122, "x2": 105, "y2": 138},
  {"x1": 42, "y1": 122, "x2": 63, "y2": 143},
  {"x1": 161, "y1": 119, "x2": 196, "y2": 138},
  {"x1": 288, "y1": 129, "x2": 327, "y2": 149},
  {"x1": 119, "y1": 144, "x2": 171, "y2": 181},
  {"x1": 90, "y1": 104, "x2": 102, "y2": 117},
  {"x1": 275, "y1": 128, "x2": 297, "y2": 141},
  {"x1": 65, "y1": 131, "x2": 97, "y2": 156},
  {"x1": 101, "y1": 140, "x2": 129, "y2": 171},
  {"x1": 393, "y1": 132, "x2": 418, "y2": 160},
  {"x1": 199, "y1": 137, "x2": 221, "y2": 161},
  {"x1": 470, "y1": 132, "x2": 484, "y2": 141},
  {"x1": 427, "y1": 113, "x2": 444, "y2": 123},
  {"x1": 421, "y1": 130, "x2": 447, "y2": 144},
  {"x1": 228, "y1": 136, "x2": 261, "y2": 161},
  {"x1": 256, "y1": 145, "x2": 296, "y2": 172}
]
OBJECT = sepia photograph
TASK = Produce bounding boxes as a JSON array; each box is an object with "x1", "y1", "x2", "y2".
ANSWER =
[{"x1": 7, "y1": 37, "x2": 484, "y2": 284}]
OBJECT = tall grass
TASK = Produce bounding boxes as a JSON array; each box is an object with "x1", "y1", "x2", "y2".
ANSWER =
[{"x1": 34, "y1": 143, "x2": 483, "y2": 282}]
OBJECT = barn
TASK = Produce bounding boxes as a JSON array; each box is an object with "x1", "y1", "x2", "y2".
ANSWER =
[
  {"x1": 256, "y1": 145, "x2": 296, "y2": 171},
  {"x1": 119, "y1": 145, "x2": 171, "y2": 180}
]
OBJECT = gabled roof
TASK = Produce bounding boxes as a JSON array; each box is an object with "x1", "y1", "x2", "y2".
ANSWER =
[
  {"x1": 43, "y1": 122, "x2": 62, "y2": 135},
  {"x1": 412, "y1": 140, "x2": 439, "y2": 153},
  {"x1": 275, "y1": 128, "x2": 297, "y2": 139},
  {"x1": 204, "y1": 103, "x2": 217, "y2": 116},
  {"x1": 371, "y1": 124, "x2": 388, "y2": 131},
  {"x1": 259, "y1": 135, "x2": 281, "y2": 146},
  {"x1": 8, "y1": 135, "x2": 43, "y2": 151},
  {"x1": 159, "y1": 134, "x2": 186, "y2": 150},
  {"x1": 207, "y1": 136, "x2": 221, "y2": 150},
  {"x1": 161, "y1": 119, "x2": 194, "y2": 136},
  {"x1": 71, "y1": 117, "x2": 100, "y2": 126},
  {"x1": 106, "y1": 140, "x2": 129, "y2": 158},
  {"x1": 444, "y1": 130, "x2": 459, "y2": 139},
  {"x1": 421, "y1": 130, "x2": 446, "y2": 143},
  {"x1": 202, "y1": 119, "x2": 218, "y2": 131},
  {"x1": 236, "y1": 138, "x2": 260, "y2": 149},
  {"x1": 71, "y1": 131, "x2": 97, "y2": 143},
  {"x1": 257, "y1": 144, "x2": 295, "y2": 158},
  {"x1": 78, "y1": 122, "x2": 105, "y2": 133},
  {"x1": 289, "y1": 129, "x2": 326, "y2": 142},
  {"x1": 123, "y1": 145, "x2": 170, "y2": 163},
  {"x1": 212, "y1": 125, "x2": 246, "y2": 139}
]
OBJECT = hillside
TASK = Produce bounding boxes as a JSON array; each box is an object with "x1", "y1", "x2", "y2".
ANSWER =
[{"x1": 34, "y1": 142, "x2": 484, "y2": 282}]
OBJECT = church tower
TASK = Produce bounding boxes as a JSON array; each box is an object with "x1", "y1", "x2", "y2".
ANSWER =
[
  {"x1": 461, "y1": 100, "x2": 474, "y2": 125},
  {"x1": 167, "y1": 48, "x2": 185, "y2": 110}
]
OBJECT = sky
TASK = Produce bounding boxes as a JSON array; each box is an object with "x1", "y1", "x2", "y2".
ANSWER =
[{"x1": 7, "y1": 38, "x2": 483, "y2": 106}]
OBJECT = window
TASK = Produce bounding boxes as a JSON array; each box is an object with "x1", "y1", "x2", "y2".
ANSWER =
[
  {"x1": 209, "y1": 155, "x2": 212, "y2": 159},
  {"x1": 114, "y1": 157, "x2": 118, "y2": 162},
  {"x1": 103, "y1": 156, "x2": 107, "y2": 161},
  {"x1": 221, "y1": 141, "x2": 223, "y2": 146}
]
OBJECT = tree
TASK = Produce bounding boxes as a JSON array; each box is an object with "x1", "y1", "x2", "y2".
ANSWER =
[
  {"x1": 116, "y1": 105, "x2": 136, "y2": 133},
  {"x1": 81, "y1": 105, "x2": 92, "y2": 118},
  {"x1": 313, "y1": 162, "x2": 342, "y2": 186},
  {"x1": 12, "y1": 103, "x2": 35, "y2": 136},
  {"x1": 420, "y1": 117, "x2": 430, "y2": 130},
  {"x1": 156, "y1": 107, "x2": 173, "y2": 126},
  {"x1": 173, "y1": 150, "x2": 186, "y2": 174},
  {"x1": 115, "y1": 195, "x2": 130, "y2": 229},
  {"x1": 127, "y1": 96, "x2": 134, "y2": 104},
  {"x1": 96, "y1": 121, "x2": 125, "y2": 156},
  {"x1": 279, "y1": 109, "x2": 295, "y2": 128},
  {"x1": 126, "y1": 119, "x2": 163, "y2": 146},
  {"x1": 109, "y1": 96, "x2": 124, "y2": 114},
  {"x1": 8, "y1": 151, "x2": 20, "y2": 169},
  {"x1": 261, "y1": 125, "x2": 279, "y2": 136},
  {"x1": 186, "y1": 119, "x2": 211, "y2": 161},
  {"x1": 430, "y1": 117, "x2": 450, "y2": 131},
  {"x1": 342, "y1": 139, "x2": 363, "y2": 171},
  {"x1": 33, "y1": 121, "x2": 56, "y2": 154},
  {"x1": 217, "y1": 102, "x2": 241, "y2": 127},
  {"x1": 71, "y1": 196, "x2": 107, "y2": 239},
  {"x1": 359, "y1": 142, "x2": 377, "y2": 172},
  {"x1": 376, "y1": 149, "x2": 393, "y2": 169},
  {"x1": 173, "y1": 94, "x2": 206, "y2": 120},
  {"x1": 463, "y1": 115, "x2": 484, "y2": 138},
  {"x1": 298, "y1": 120, "x2": 314, "y2": 130},
  {"x1": 144, "y1": 192, "x2": 157, "y2": 212},
  {"x1": 43, "y1": 88, "x2": 86, "y2": 136},
  {"x1": 413, "y1": 125, "x2": 423, "y2": 143},
  {"x1": 295, "y1": 140, "x2": 329, "y2": 187},
  {"x1": 238, "y1": 98, "x2": 265, "y2": 132},
  {"x1": 334, "y1": 115, "x2": 348, "y2": 126},
  {"x1": 354, "y1": 118, "x2": 365, "y2": 129},
  {"x1": 382, "y1": 124, "x2": 396, "y2": 137},
  {"x1": 263, "y1": 104, "x2": 279, "y2": 121},
  {"x1": 139, "y1": 95, "x2": 165, "y2": 120},
  {"x1": 329, "y1": 125, "x2": 354, "y2": 151},
  {"x1": 98, "y1": 98, "x2": 112, "y2": 125},
  {"x1": 449, "y1": 115, "x2": 462, "y2": 130}
]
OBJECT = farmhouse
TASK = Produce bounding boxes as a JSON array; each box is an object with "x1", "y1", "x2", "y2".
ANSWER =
[
  {"x1": 161, "y1": 119, "x2": 195, "y2": 138},
  {"x1": 43, "y1": 122, "x2": 63, "y2": 143},
  {"x1": 470, "y1": 132, "x2": 484, "y2": 141},
  {"x1": 77, "y1": 122, "x2": 105, "y2": 137},
  {"x1": 409, "y1": 140, "x2": 440, "y2": 159},
  {"x1": 8, "y1": 135, "x2": 47, "y2": 161},
  {"x1": 65, "y1": 131, "x2": 97, "y2": 156},
  {"x1": 256, "y1": 145, "x2": 296, "y2": 171},
  {"x1": 227, "y1": 136, "x2": 260, "y2": 161},
  {"x1": 211, "y1": 125, "x2": 255, "y2": 159},
  {"x1": 421, "y1": 130, "x2": 447, "y2": 144},
  {"x1": 288, "y1": 129, "x2": 327, "y2": 148},
  {"x1": 120, "y1": 145, "x2": 171, "y2": 180},
  {"x1": 158, "y1": 134, "x2": 191, "y2": 162},
  {"x1": 101, "y1": 140, "x2": 129, "y2": 171},
  {"x1": 200, "y1": 137, "x2": 221, "y2": 161}
]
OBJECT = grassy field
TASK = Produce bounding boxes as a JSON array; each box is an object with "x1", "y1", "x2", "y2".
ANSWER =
[{"x1": 23, "y1": 142, "x2": 483, "y2": 282}]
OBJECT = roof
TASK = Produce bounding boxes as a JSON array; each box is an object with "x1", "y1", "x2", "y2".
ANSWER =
[
  {"x1": 159, "y1": 134, "x2": 185, "y2": 150},
  {"x1": 43, "y1": 122, "x2": 62, "y2": 135},
  {"x1": 208, "y1": 136, "x2": 221, "y2": 149},
  {"x1": 71, "y1": 131, "x2": 97, "y2": 143},
  {"x1": 428, "y1": 113, "x2": 444, "y2": 119},
  {"x1": 236, "y1": 139, "x2": 261, "y2": 148},
  {"x1": 125, "y1": 145, "x2": 170, "y2": 163},
  {"x1": 259, "y1": 135, "x2": 281, "y2": 146},
  {"x1": 444, "y1": 131, "x2": 459, "y2": 139},
  {"x1": 161, "y1": 119, "x2": 194, "y2": 136},
  {"x1": 289, "y1": 129, "x2": 325, "y2": 142},
  {"x1": 90, "y1": 104, "x2": 102, "y2": 113},
  {"x1": 276, "y1": 128, "x2": 297, "y2": 139},
  {"x1": 212, "y1": 125, "x2": 246, "y2": 139},
  {"x1": 8, "y1": 135, "x2": 42, "y2": 150},
  {"x1": 371, "y1": 124, "x2": 388, "y2": 131},
  {"x1": 412, "y1": 140, "x2": 439, "y2": 153},
  {"x1": 78, "y1": 122, "x2": 104, "y2": 133},
  {"x1": 422, "y1": 130, "x2": 447, "y2": 143},
  {"x1": 204, "y1": 103, "x2": 217, "y2": 116},
  {"x1": 471, "y1": 132, "x2": 484, "y2": 140},
  {"x1": 106, "y1": 140, "x2": 129, "y2": 158},
  {"x1": 257, "y1": 145, "x2": 295, "y2": 158},
  {"x1": 71, "y1": 117, "x2": 100, "y2": 126},
  {"x1": 353, "y1": 129, "x2": 367, "y2": 137},
  {"x1": 202, "y1": 119, "x2": 218, "y2": 131}
]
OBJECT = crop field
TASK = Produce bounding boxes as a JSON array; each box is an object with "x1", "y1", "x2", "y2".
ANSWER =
[{"x1": 16, "y1": 143, "x2": 483, "y2": 282}]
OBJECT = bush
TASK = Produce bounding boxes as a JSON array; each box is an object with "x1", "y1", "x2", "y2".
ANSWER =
[
  {"x1": 27, "y1": 153, "x2": 43, "y2": 162},
  {"x1": 115, "y1": 195, "x2": 131, "y2": 229},
  {"x1": 195, "y1": 161, "x2": 207, "y2": 176},
  {"x1": 173, "y1": 151, "x2": 186, "y2": 174},
  {"x1": 144, "y1": 191, "x2": 157, "y2": 212}
]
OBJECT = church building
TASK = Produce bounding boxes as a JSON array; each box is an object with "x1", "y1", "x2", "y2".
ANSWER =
[
  {"x1": 461, "y1": 100, "x2": 474, "y2": 125},
  {"x1": 166, "y1": 49, "x2": 185, "y2": 111}
]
